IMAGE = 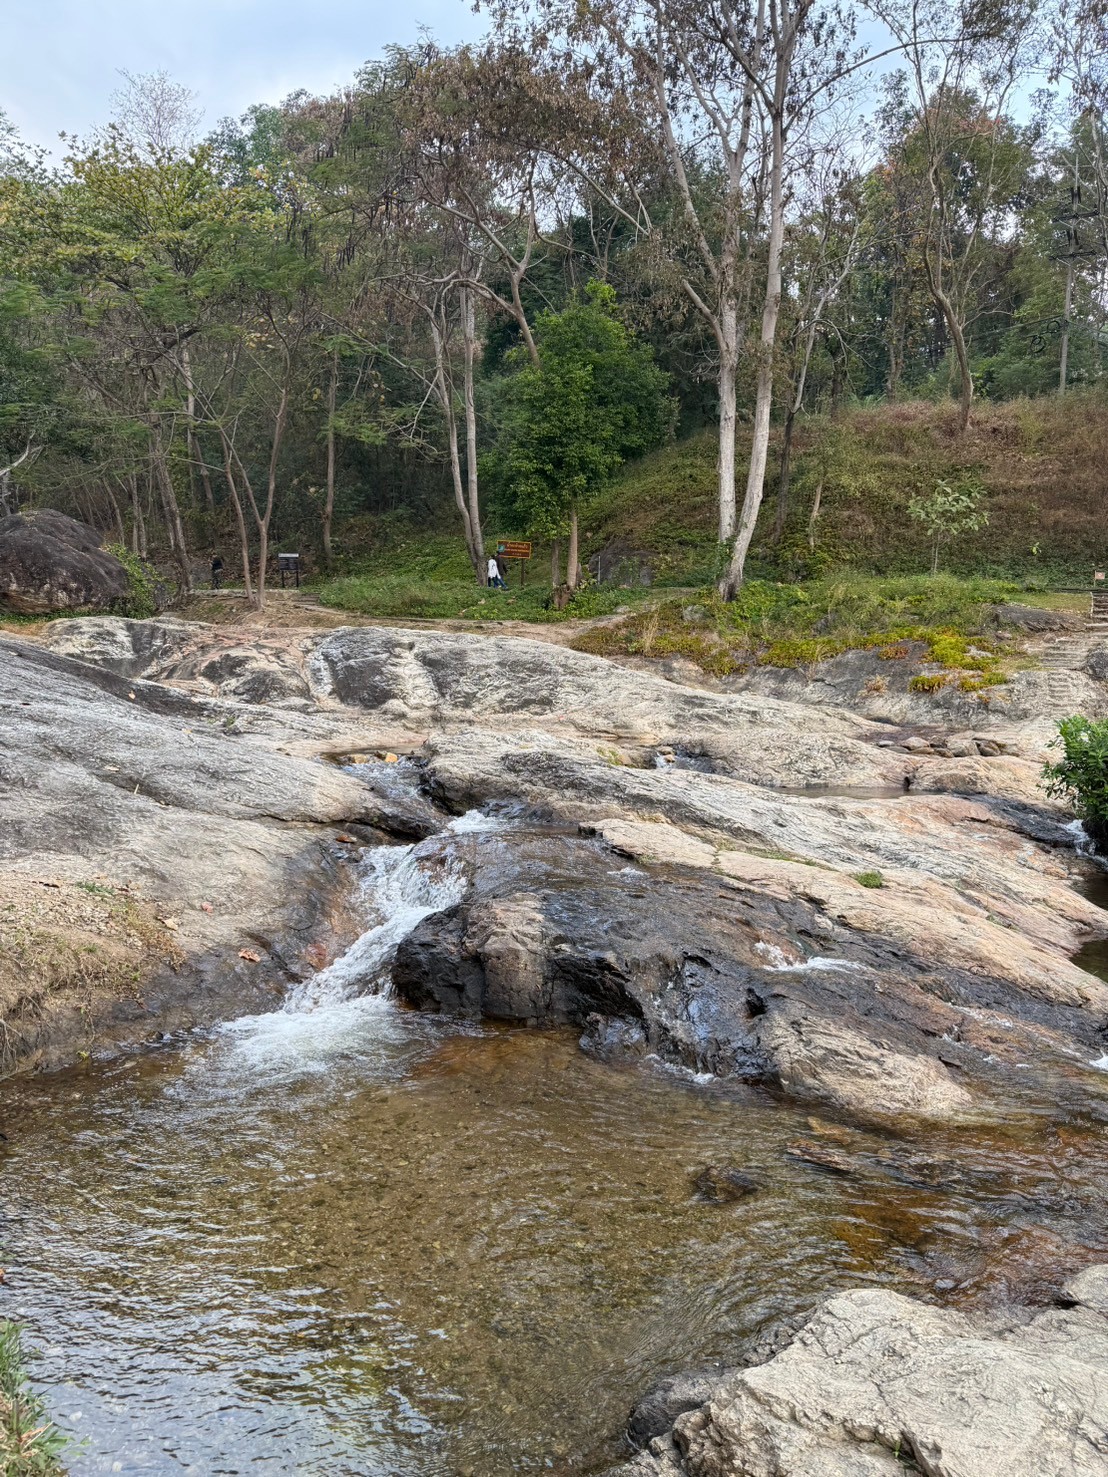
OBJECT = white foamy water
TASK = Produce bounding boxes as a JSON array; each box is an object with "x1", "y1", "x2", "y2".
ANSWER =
[
  {"x1": 772, "y1": 956, "x2": 867, "y2": 974},
  {"x1": 203, "y1": 811, "x2": 498, "y2": 1081},
  {"x1": 755, "y1": 941, "x2": 865, "y2": 973},
  {"x1": 285, "y1": 837, "x2": 470, "y2": 1013},
  {"x1": 1068, "y1": 818, "x2": 1094, "y2": 856}
]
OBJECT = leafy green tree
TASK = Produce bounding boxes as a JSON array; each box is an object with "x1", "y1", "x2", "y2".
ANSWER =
[
  {"x1": 908, "y1": 476, "x2": 989, "y2": 574},
  {"x1": 487, "y1": 282, "x2": 673, "y2": 588}
]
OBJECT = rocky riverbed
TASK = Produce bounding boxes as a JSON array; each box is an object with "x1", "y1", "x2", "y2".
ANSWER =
[{"x1": 3, "y1": 613, "x2": 1108, "y2": 1473}]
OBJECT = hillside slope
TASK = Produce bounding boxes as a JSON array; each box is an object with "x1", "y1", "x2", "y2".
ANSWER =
[{"x1": 582, "y1": 394, "x2": 1108, "y2": 587}]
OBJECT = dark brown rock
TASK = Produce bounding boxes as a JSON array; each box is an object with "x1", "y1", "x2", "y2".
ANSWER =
[
  {"x1": 691, "y1": 1166, "x2": 761, "y2": 1203},
  {"x1": 0, "y1": 509, "x2": 129, "y2": 614}
]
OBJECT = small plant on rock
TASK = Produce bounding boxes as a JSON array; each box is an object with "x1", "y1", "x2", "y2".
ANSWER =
[
  {"x1": 854, "y1": 870, "x2": 885, "y2": 888},
  {"x1": 1042, "y1": 716, "x2": 1108, "y2": 850}
]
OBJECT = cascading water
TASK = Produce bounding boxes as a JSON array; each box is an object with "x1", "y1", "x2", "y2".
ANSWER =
[
  {"x1": 8, "y1": 804, "x2": 1108, "y2": 1475},
  {"x1": 284, "y1": 838, "x2": 467, "y2": 1013}
]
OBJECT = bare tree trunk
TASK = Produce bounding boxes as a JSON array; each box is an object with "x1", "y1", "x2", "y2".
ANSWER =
[
  {"x1": 218, "y1": 430, "x2": 254, "y2": 604},
  {"x1": 182, "y1": 343, "x2": 215, "y2": 515},
  {"x1": 717, "y1": 305, "x2": 739, "y2": 542},
  {"x1": 128, "y1": 474, "x2": 146, "y2": 557},
  {"x1": 105, "y1": 482, "x2": 126, "y2": 543},
  {"x1": 567, "y1": 507, "x2": 580, "y2": 591},
  {"x1": 429, "y1": 314, "x2": 482, "y2": 578},
  {"x1": 153, "y1": 445, "x2": 192, "y2": 597},
  {"x1": 323, "y1": 347, "x2": 337, "y2": 571},
  {"x1": 551, "y1": 539, "x2": 562, "y2": 589},
  {"x1": 461, "y1": 286, "x2": 485, "y2": 565},
  {"x1": 774, "y1": 407, "x2": 798, "y2": 544},
  {"x1": 1059, "y1": 256, "x2": 1074, "y2": 395},
  {"x1": 948, "y1": 310, "x2": 973, "y2": 433},
  {"x1": 721, "y1": 117, "x2": 788, "y2": 600},
  {"x1": 257, "y1": 382, "x2": 289, "y2": 611},
  {"x1": 886, "y1": 312, "x2": 905, "y2": 401},
  {"x1": 807, "y1": 478, "x2": 823, "y2": 551}
]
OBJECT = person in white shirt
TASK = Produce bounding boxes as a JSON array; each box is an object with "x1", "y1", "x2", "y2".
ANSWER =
[{"x1": 487, "y1": 555, "x2": 506, "y2": 589}]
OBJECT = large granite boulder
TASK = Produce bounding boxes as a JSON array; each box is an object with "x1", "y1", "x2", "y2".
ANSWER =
[{"x1": 0, "y1": 509, "x2": 129, "y2": 614}]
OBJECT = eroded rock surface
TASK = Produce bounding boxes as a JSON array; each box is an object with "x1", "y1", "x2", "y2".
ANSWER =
[
  {"x1": 618, "y1": 1266, "x2": 1108, "y2": 1477},
  {"x1": 0, "y1": 636, "x2": 441, "y2": 1067},
  {"x1": 20, "y1": 616, "x2": 1108, "y2": 1119}
]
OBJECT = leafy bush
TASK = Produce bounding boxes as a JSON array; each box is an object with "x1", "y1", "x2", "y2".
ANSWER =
[
  {"x1": 1042, "y1": 716, "x2": 1108, "y2": 849},
  {"x1": 854, "y1": 871, "x2": 885, "y2": 888},
  {"x1": 107, "y1": 543, "x2": 158, "y2": 619},
  {"x1": 0, "y1": 1320, "x2": 68, "y2": 1474}
]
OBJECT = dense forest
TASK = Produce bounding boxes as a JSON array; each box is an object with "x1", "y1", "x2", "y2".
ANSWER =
[{"x1": 0, "y1": 0, "x2": 1106, "y2": 605}]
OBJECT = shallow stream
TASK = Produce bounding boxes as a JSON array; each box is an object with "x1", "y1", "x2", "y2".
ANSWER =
[{"x1": 4, "y1": 811, "x2": 1108, "y2": 1474}]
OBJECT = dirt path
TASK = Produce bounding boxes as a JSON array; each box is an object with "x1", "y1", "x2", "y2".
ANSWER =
[{"x1": 177, "y1": 589, "x2": 639, "y2": 647}]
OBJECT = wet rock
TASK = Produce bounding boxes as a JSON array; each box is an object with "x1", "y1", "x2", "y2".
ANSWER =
[
  {"x1": 786, "y1": 1137, "x2": 857, "y2": 1175},
  {"x1": 0, "y1": 637, "x2": 411, "y2": 1070},
  {"x1": 580, "y1": 1014, "x2": 648, "y2": 1062},
  {"x1": 691, "y1": 1166, "x2": 760, "y2": 1203},
  {"x1": 1084, "y1": 646, "x2": 1108, "y2": 684},
  {"x1": 628, "y1": 1366, "x2": 732, "y2": 1450},
  {"x1": 0, "y1": 509, "x2": 129, "y2": 614},
  {"x1": 619, "y1": 1269, "x2": 1108, "y2": 1476},
  {"x1": 762, "y1": 1003, "x2": 974, "y2": 1120},
  {"x1": 1061, "y1": 1266, "x2": 1108, "y2": 1315},
  {"x1": 391, "y1": 811, "x2": 1107, "y2": 1122}
]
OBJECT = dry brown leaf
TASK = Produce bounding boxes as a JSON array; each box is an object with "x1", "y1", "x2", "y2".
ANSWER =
[
  {"x1": 159, "y1": 917, "x2": 180, "y2": 931},
  {"x1": 238, "y1": 948, "x2": 261, "y2": 963}
]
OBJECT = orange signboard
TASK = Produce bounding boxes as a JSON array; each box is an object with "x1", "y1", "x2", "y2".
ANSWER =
[{"x1": 497, "y1": 540, "x2": 533, "y2": 560}]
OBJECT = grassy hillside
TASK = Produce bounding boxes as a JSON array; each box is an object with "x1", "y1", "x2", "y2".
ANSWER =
[
  {"x1": 315, "y1": 393, "x2": 1108, "y2": 624},
  {"x1": 580, "y1": 392, "x2": 1108, "y2": 589}
]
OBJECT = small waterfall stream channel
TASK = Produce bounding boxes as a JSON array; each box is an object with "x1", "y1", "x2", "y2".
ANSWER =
[{"x1": 4, "y1": 765, "x2": 1108, "y2": 1475}]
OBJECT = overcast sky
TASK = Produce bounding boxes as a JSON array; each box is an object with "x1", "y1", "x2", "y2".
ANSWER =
[{"x1": 4, "y1": 0, "x2": 485, "y2": 152}]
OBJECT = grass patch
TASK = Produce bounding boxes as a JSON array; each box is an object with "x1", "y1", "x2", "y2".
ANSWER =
[
  {"x1": 573, "y1": 572, "x2": 1016, "y2": 682},
  {"x1": 0, "y1": 1321, "x2": 68, "y2": 1474}
]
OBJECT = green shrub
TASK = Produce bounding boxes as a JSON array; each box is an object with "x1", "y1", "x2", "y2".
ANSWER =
[
  {"x1": 908, "y1": 673, "x2": 951, "y2": 694},
  {"x1": 1042, "y1": 716, "x2": 1108, "y2": 849},
  {"x1": 854, "y1": 870, "x2": 885, "y2": 888},
  {"x1": 107, "y1": 543, "x2": 158, "y2": 620},
  {"x1": 0, "y1": 1320, "x2": 68, "y2": 1474}
]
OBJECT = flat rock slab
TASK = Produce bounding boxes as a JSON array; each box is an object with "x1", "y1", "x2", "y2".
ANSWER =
[{"x1": 622, "y1": 1268, "x2": 1108, "y2": 1476}]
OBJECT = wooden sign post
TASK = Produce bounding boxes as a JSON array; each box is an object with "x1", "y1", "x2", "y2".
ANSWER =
[{"x1": 496, "y1": 540, "x2": 533, "y2": 588}]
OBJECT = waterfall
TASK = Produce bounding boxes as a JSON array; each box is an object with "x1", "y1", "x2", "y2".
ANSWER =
[{"x1": 284, "y1": 836, "x2": 468, "y2": 1014}]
